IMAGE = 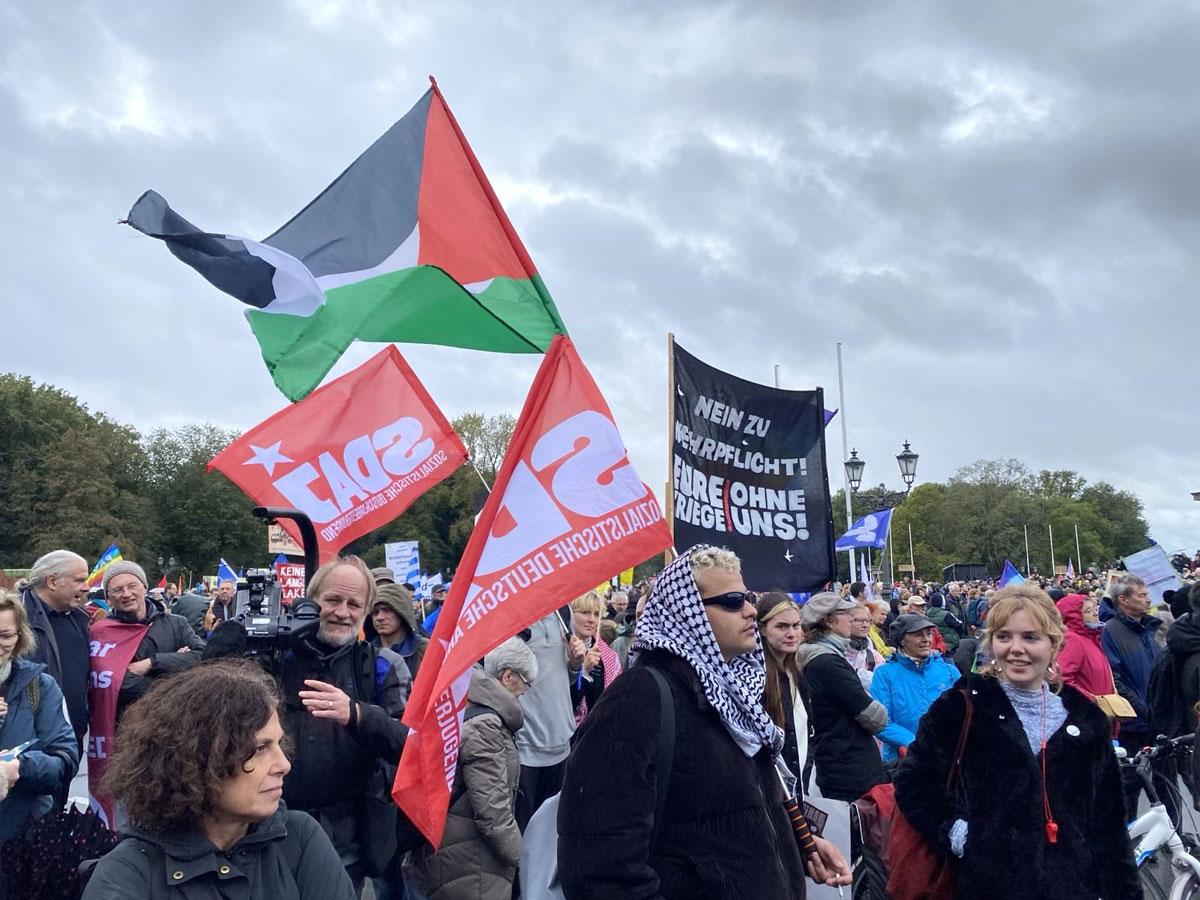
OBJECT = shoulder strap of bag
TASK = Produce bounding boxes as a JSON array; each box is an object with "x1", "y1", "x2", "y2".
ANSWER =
[
  {"x1": 644, "y1": 667, "x2": 676, "y2": 848},
  {"x1": 945, "y1": 687, "x2": 974, "y2": 793}
]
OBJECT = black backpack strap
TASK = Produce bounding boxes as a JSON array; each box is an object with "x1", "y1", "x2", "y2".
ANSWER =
[{"x1": 645, "y1": 666, "x2": 676, "y2": 849}]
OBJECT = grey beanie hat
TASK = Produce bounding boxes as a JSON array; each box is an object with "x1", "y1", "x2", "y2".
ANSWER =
[{"x1": 102, "y1": 561, "x2": 148, "y2": 593}]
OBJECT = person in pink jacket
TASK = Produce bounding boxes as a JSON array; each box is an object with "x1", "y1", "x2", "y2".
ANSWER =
[{"x1": 1056, "y1": 593, "x2": 1119, "y2": 701}]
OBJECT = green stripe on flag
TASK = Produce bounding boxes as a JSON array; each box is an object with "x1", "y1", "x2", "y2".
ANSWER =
[{"x1": 247, "y1": 266, "x2": 563, "y2": 401}]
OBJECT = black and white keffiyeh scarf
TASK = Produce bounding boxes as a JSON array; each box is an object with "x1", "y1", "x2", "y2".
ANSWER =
[{"x1": 631, "y1": 546, "x2": 784, "y2": 759}]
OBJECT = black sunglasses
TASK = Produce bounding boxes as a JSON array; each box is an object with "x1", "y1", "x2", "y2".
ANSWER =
[{"x1": 701, "y1": 591, "x2": 757, "y2": 611}]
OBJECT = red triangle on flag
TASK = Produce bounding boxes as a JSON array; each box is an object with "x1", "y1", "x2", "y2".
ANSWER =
[{"x1": 393, "y1": 335, "x2": 672, "y2": 845}]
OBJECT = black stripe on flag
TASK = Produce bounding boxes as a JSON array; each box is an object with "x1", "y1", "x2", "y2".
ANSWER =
[{"x1": 124, "y1": 190, "x2": 277, "y2": 309}]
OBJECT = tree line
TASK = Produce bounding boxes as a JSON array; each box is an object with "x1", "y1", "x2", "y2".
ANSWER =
[
  {"x1": 833, "y1": 458, "x2": 1152, "y2": 583},
  {"x1": 0, "y1": 373, "x2": 514, "y2": 583},
  {"x1": 0, "y1": 373, "x2": 1154, "y2": 588}
]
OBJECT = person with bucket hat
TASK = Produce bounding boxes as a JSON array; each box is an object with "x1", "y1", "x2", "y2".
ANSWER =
[
  {"x1": 796, "y1": 591, "x2": 890, "y2": 802},
  {"x1": 869, "y1": 613, "x2": 959, "y2": 762}
]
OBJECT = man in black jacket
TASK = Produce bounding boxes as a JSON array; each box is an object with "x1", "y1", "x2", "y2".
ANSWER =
[
  {"x1": 21, "y1": 549, "x2": 91, "y2": 755},
  {"x1": 277, "y1": 556, "x2": 407, "y2": 890},
  {"x1": 559, "y1": 545, "x2": 849, "y2": 899},
  {"x1": 105, "y1": 562, "x2": 206, "y2": 718}
]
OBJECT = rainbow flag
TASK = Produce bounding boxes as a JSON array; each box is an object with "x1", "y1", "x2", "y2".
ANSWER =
[{"x1": 86, "y1": 544, "x2": 123, "y2": 589}]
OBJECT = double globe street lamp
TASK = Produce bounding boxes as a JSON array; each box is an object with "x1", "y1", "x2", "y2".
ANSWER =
[
  {"x1": 843, "y1": 441, "x2": 919, "y2": 583},
  {"x1": 844, "y1": 441, "x2": 919, "y2": 510}
]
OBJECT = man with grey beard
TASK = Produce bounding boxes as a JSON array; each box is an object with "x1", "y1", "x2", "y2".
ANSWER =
[{"x1": 276, "y1": 556, "x2": 408, "y2": 890}]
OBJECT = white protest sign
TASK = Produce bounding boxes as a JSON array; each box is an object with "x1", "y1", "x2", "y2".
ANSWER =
[
  {"x1": 1122, "y1": 545, "x2": 1183, "y2": 607},
  {"x1": 385, "y1": 540, "x2": 420, "y2": 585}
]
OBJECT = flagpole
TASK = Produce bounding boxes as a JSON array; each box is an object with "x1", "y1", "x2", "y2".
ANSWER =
[
  {"x1": 1024, "y1": 524, "x2": 1031, "y2": 575},
  {"x1": 1049, "y1": 523, "x2": 1056, "y2": 576},
  {"x1": 774, "y1": 364, "x2": 780, "y2": 389},
  {"x1": 908, "y1": 522, "x2": 915, "y2": 581},
  {"x1": 469, "y1": 460, "x2": 492, "y2": 493},
  {"x1": 666, "y1": 333, "x2": 677, "y2": 564},
  {"x1": 888, "y1": 519, "x2": 895, "y2": 586},
  {"x1": 1074, "y1": 523, "x2": 1083, "y2": 575},
  {"x1": 836, "y1": 342, "x2": 856, "y2": 579}
]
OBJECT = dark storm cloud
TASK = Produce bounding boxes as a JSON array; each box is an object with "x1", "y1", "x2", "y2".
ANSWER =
[{"x1": 3, "y1": 0, "x2": 1198, "y2": 551}]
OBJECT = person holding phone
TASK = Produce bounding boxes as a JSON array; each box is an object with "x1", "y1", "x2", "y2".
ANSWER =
[{"x1": 0, "y1": 590, "x2": 79, "y2": 900}]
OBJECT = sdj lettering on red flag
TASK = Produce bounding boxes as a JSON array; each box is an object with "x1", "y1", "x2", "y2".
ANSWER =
[
  {"x1": 209, "y1": 346, "x2": 467, "y2": 562},
  {"x1": 393, "y1": 335, "x2": 672, "y2": 845}
]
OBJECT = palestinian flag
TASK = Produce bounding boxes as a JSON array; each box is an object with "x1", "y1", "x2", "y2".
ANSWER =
[{"x1": 125, "y1": 78, "x2": 566, "y2": 401}]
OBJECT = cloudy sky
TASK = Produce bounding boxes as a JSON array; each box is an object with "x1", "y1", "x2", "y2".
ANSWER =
[{"x1": 4, "y1": 1, "x2": 1197, "y2": 553}]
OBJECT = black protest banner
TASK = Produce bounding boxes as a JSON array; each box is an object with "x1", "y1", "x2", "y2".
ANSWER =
[{"x1": 671, "y1": 340, "x2": 835, "y2": 591}]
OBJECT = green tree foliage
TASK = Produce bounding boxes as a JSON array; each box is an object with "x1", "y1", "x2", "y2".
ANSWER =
[
  {"x1": 0, "y1": 374, "x2": 520, "y2": 579},
  {"x1": 144, "y1": 424, "x2": 266, "y2": 578},
  {"x1": 0, "y1": 375, "x2": 154, "y2": 564},
  {"x1": 833, "y1": 459, "x2": 1151, "y2": 582}
]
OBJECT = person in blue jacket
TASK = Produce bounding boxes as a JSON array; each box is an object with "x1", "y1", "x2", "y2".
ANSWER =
[
  {"x1": 0, "y1": 590, "x2": 80, "y2": 900},
  {"x1": 870, "y1": 613, "x2": 959, "y2": 762}
]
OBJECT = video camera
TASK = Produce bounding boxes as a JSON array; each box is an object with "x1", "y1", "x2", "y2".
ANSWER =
[
  {"x1": 233, "y1": 566, "x2": 319, "y2": 668},
  {"x1": 205, "y1": 507, "x2": 321, "y2": 672}
]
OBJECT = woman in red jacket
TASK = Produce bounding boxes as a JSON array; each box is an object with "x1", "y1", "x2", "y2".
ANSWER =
[{"x1": 1056, "y1": 594, "x2": 1119, "y2": 701}]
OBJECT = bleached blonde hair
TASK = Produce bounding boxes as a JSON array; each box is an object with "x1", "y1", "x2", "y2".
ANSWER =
[{"x1": 688, "y1": 546, "x2": 741, "y2": 581}]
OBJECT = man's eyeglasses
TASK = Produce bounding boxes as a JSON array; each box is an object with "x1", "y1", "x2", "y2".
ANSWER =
[
  {"x1": 513, "y1": 671, "x2": 532, "y2": 688},
  {"x1": 701, "y1": 591, "x2": 757, "y2": 612}
]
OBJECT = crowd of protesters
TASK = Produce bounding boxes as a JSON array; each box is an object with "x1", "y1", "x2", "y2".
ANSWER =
[{"x1": 4, "y1": 543, "x2": 1200, "y2": 898}]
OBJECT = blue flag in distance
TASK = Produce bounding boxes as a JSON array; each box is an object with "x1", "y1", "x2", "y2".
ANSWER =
[
  {"x1": 999, "y1": 560, "x2": 1025, "y2": 588},
  {"x1": 835, "y1": 509, "x2": 893, "y2": 551}
]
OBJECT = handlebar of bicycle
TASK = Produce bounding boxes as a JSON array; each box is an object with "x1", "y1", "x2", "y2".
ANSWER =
[
  {"x1": 1118, "y1": 734, "x2": 1193, "y2": 808},
  {"x1": 1122, "y1": 734, "x2": 1195, "y2": 767}
]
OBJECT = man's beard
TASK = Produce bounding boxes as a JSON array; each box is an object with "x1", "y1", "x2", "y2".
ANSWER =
[{"x1": 317, "y1": 622, "x2": 358, "y2": 647}]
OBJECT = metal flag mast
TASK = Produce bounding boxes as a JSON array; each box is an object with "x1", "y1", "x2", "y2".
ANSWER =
[{"x1": 836, "y1": 342, "x2": 855, "y2": 579}]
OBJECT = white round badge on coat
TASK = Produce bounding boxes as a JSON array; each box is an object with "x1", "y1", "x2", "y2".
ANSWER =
[{"x1": 1066, "y1": 725, "x2": 1080, "y2": 737}]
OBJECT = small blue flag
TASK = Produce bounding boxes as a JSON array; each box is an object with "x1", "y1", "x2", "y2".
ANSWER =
[
  {"x1": 835, "y1": 509, "x2": 893, "y2": 551},
  {"x1": 999, "y1": 560, "x2": 1025, "y2": 588},
  {"x1": 273, "y1": 553, "x2": 288, "y2": 566},
  {"x1": 217, "y1": 559, "x2": 239, "y2": 583}
]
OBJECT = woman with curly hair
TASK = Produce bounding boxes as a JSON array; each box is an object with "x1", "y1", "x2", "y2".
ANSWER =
[{"x1": 82, "y1": 660, "x2": 355, "y2": 899}]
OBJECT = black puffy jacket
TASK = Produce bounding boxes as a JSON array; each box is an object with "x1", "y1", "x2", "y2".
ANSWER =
[
  {"x1": 558, "y1": 650, "x2": 808, "y2": 900},
  {"x1": 114, "y1": 600, "x2": 206, "y2": 717}
]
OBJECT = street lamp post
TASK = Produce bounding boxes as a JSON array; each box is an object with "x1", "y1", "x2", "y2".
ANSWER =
[
  {"x1": 851, "y1": 442, "x2": 920, "y2": 511},
  {"x1": 846, "y1": 442, "x2": 920, "y2": 581}
]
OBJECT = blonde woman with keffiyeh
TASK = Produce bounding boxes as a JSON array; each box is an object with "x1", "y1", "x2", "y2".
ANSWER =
[
  {"x1": 558, "y1": 546, "x2": 850, "y2": 899},
  {"x1": 568, "y1": 591, "x2": 622, "y2": 724}
]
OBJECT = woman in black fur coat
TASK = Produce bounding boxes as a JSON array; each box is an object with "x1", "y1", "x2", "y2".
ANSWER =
[{"x1": 894, "y1": 583, "x2": 1142, "y2": 900}]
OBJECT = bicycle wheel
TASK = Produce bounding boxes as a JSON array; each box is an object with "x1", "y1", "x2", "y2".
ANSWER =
[
  {"x1": 1142, "y1": 853, "x2": 1173, "y2": 900},
  {"x1": 1170, "y1": 869, "x2": 1200, "y2": 900}
]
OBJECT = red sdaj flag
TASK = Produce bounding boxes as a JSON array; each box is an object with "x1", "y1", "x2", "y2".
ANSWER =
[
  {"x1": 209, "y1": 346, "x2": 467, "y2": 562},
  {"x1": 157, "y1": 574, "x2": 167, "y2": 589},
  {"x1": 392, "y1": 335, "x2": 672, "y2": 844}
]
